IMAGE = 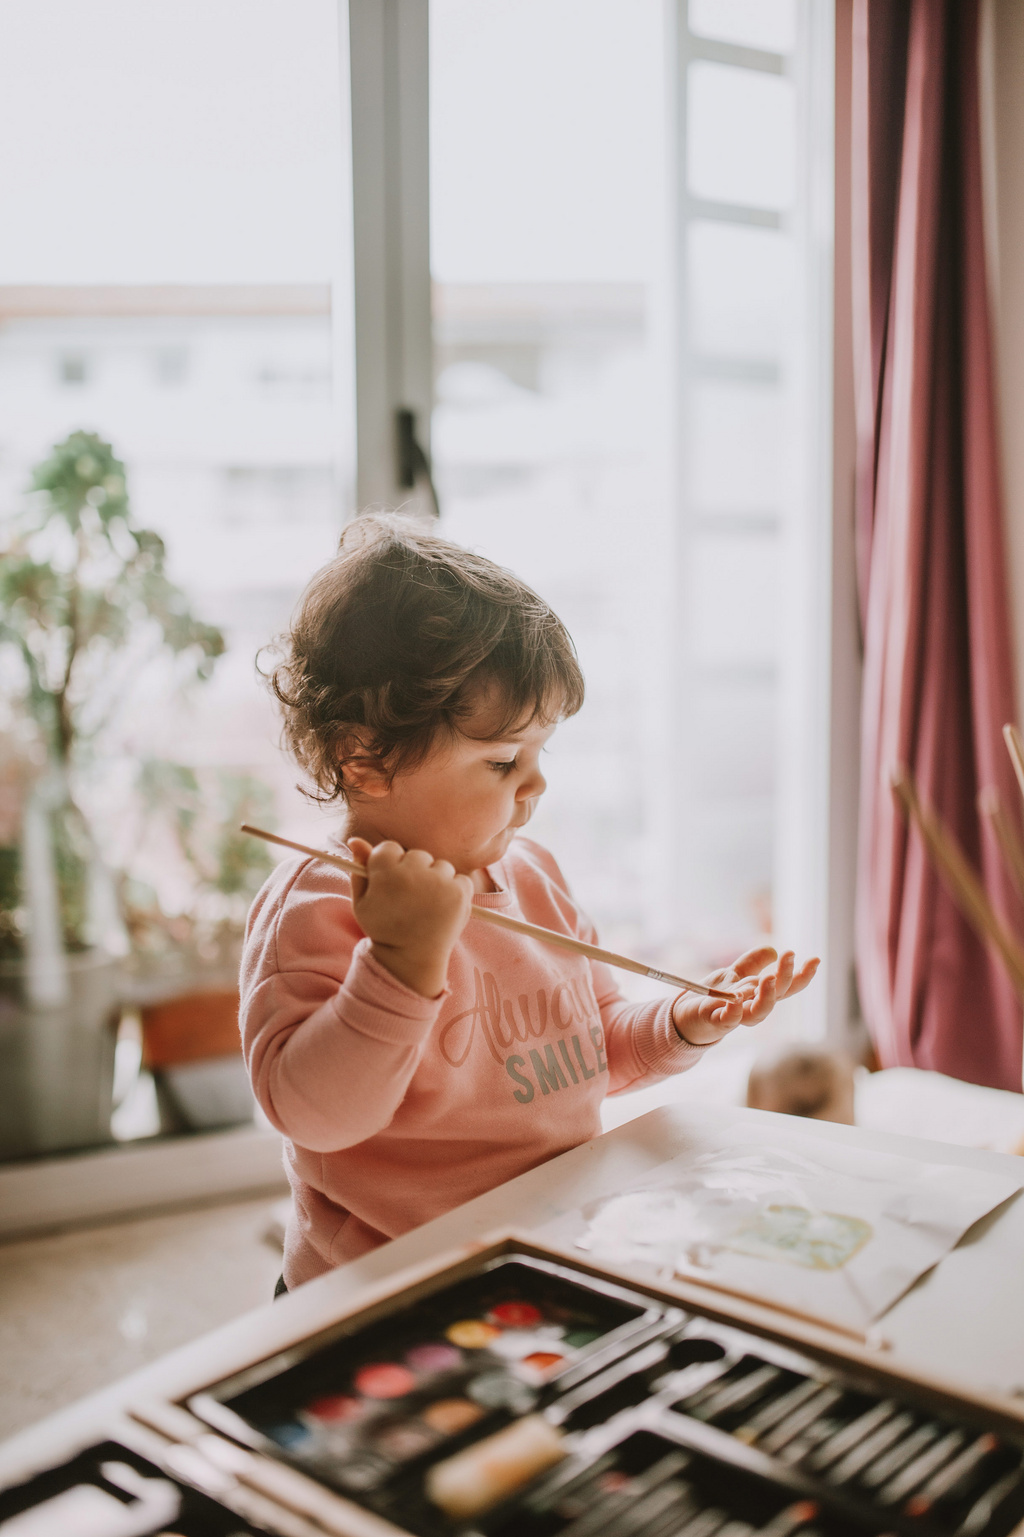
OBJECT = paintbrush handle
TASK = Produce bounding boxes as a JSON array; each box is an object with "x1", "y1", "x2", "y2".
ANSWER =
[
  {"x1": 892, "y1": 774, "x2": 1024, "y2": 996},
  {"x1": 241, "y1": 825, "x2": 732, "y2": 1001},
  {"x1": 1004, "y1": 724, "x2": 1024, "y2": 804}
]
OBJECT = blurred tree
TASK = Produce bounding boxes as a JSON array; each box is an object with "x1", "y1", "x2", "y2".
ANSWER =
[{"x1": 0, "y1": 430, "x2": 224, "y2": 768}]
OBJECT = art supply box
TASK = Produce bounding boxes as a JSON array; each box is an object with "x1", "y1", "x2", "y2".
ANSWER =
[{"x1": 3, "y1": 1234, "x2": 1023, "y2": 1537}]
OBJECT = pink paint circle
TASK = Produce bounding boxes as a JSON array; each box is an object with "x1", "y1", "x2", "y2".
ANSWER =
[
  {"x1": 405, "y1": 1341, "x2": 462, "y2": 1373},
  {"x1": 355, "y1": 1363, "x2": 416, "y2": 1399},
  {"x1": 305, "y1": 1394, "x2": 363, "y2": 1423},
  {"x1": 489, "y1": 1301, "x2": 543, "y2": 1328}
]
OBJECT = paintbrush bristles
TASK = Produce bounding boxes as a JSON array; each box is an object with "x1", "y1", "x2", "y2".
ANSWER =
[
  {"x1": 892, "y1": 772, "x2": 1024, "y2": 997},
  {"x1": 239, "y1": 825, "x2": 734, "y2": 1001}
]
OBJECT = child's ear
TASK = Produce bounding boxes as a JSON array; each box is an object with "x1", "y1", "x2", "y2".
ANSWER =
[{"x1": 339, "y1": 732, "x2": 389, "y2": 800}]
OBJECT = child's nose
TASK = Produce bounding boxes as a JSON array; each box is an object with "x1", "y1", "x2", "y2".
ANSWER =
[{"x1": 517, "y1": 764, "x2": 546, "y2": 800}]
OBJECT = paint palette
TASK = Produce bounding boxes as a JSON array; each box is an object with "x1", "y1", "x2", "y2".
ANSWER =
[
  {"x1": 188, "y1": 1254, "x2": 665, "y2": 1510},
  {"x1": 0, "y1": 1440, "x2": 271, "y2": 1535},
  {"x1": 181, "y1": 1244, "x2": 1024, "y2": 1537}
]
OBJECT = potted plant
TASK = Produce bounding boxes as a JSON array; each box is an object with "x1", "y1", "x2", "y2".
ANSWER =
[
  {"x1": 119, "y1": 762, "x2": 275, "y2": 1131},
  {"x1": 0, "y1": 431, "x2": 224, "y2": 1158}
]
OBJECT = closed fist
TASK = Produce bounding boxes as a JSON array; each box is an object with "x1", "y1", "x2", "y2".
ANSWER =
[{"x1": 347, "y1": 837, "x2": 473, "y2": 998}]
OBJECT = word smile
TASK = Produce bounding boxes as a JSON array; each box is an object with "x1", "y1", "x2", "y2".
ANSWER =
[{"x1": 505, "y1": 1027, "x2": 608, "y2": 1104}]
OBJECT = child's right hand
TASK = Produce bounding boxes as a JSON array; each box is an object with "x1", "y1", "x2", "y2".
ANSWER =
[{"x1": 346, "y1": 837, "x2": 473, "y2": 998}]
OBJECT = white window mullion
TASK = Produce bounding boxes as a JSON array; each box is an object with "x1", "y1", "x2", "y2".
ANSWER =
[{"x1": 347, "y1": 0, "x2": 433, "y2": 513}]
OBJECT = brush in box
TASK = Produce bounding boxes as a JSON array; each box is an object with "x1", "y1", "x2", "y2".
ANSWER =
[{"x1": 185, "y1": 1245, "x2": 1024, "y2": 1537}]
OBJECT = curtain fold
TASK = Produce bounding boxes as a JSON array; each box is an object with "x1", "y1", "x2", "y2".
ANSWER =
[{"x1": 853, "y1": 0, "x2": 1024, "y2": 1091}]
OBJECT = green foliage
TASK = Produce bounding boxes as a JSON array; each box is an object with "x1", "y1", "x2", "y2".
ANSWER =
[
  {"x1": 0, "y1": 431, "x2": 225, "y2": 765},
  {"x1": 123, "y1": 762, "x2": 275, "y2": 957}
]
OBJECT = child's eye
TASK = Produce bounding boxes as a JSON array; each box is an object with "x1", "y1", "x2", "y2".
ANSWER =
[{"x1": 488, "y1": 758, "x2": 518, "y2": 775}]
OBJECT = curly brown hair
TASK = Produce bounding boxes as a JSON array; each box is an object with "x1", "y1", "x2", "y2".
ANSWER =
[{"x1": 265, "y1": 514, "x2": 585, "y2": 803}]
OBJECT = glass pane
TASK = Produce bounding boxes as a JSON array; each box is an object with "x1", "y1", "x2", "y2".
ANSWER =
[
  {"x1": 431, "y1": 0, "x2": 674, "y2": 960},
  {"x1": 689, "y1": 383, "x2": 785, "y2": 511},
  {"x1": 0, "y1": 0, "x2": 348, "y2": 1155},
  {"x1": 687, "y1": 61, "x2": 796, "y2": 210},
  {"x1": 688, "y1": 0, "x2": 797, "y2": 54},
  {"x1": 688, "y1": 531, "x2": 780, "y2": 668},
  {"x1": 689, "y1": 221, "x2": 793, "y2": 360}
]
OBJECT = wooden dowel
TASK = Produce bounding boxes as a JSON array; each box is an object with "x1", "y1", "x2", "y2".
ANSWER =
[
  {"x1": 241, "y1": 825, "x2": 734, "y2": 1001},
  {"x1": 1004, "y1": 723, "x2": 1024, "y2": 805},
  {"x1": 891, "y1": 772, "x2": 1024, "y2": 997},
  {"x1": 978, "y1": 786, "x2": 1024, "y2": 902}
]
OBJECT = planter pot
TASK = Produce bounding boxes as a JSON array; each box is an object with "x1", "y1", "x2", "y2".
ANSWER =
[
  {"x1": 140, "y1": 986, "x2": 254, "y2": 1133},
  {"x1": 0, "y1": 950, "x2": 120, "y2": 1160},
  {"x1": 0, "y1": 770, "x2": 124, "y2": 1161}
]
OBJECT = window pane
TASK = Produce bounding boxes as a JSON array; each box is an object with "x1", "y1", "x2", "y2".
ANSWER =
[
  {"x1": 0, "y1": 1, "x2": 343, "y2": 284},
  {"x1": 689, "y1": 222, "x2": 793, "y2": 360},
  {"x1": 687, "y1": 61, "x2": 796, "y2": 210},
  {"x1": 431, "y1": 0, "x2": 674, "y2": 960},
  {"x1": 0, "y1": 0, "x2": 349, "y2": 1151},
  {"x1": 688, "y1": 0, "x2": 796, "y2": 54},
  {"x1": 690, "y1": 383, "x2": 785, "y2": 511}
]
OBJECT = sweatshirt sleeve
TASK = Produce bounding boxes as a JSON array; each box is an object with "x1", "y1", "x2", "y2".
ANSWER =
[
  {"x1": 239, "y1": 859, "x2": 444, "y2": 1152},
  {"x1": 589, "y1": 953, "x2": 715, "y2": 1093}
]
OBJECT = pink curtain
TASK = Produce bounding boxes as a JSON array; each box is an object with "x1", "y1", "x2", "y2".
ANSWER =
[{"x1": 853, "y1": 0, "x2": 1024, "y2": 1091}]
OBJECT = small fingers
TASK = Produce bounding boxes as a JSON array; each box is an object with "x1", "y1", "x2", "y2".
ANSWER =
[
  {"x1": 729, "y1": 945, "x2": 779, "y2": 980},
  {"x1": 740, "y1": 971, "x2": 778, "y2": 1026},
  {"x1": 771, "y1": 950, "x2": 796, "y2": 998},
  {"x1": 399, "y1": 847, "x2": 434, "y2": 871},
  {"x1": 346, "y1": 836, "x2": 373, "y2": 898},
  {"x1": 785, "y1": 956, "x2": 821, "y2": 996},
  {"x1": 367, "y1": 839, "x2": 405, "y2": 869}
]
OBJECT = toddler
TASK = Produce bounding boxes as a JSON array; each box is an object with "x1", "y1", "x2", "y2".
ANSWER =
[{"x1": 242, "y1": 516, "x2": 818, "y2": 1289}]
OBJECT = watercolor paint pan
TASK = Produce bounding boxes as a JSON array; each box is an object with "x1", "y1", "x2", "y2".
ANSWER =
[
  {"x1": 187, "y1": 1253, "x2": 669, "y2": 1513},
  {"x1": 0, "y1": 1440, "x2": 272, "y2": 1536},
  {"x1": 177, "y1": 1240, "x2": 1024, "y2": 1537}
]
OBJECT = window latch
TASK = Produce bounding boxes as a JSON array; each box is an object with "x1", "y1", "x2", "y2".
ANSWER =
[{"x1": 395, "y1": 407, "x2": 440, "y2": 518}]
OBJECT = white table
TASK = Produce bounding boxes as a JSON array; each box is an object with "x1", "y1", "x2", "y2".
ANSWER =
[{"x1": 2, "y1": 1104, "x2": 1023, "y2": 1490}]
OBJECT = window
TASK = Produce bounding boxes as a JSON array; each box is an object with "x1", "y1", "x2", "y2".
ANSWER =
[
  {"x1": 429, "y1": 0, "x2": 832, "y2": 1022},
  {"x1": 0, "y1": 0, "x2": 351, "y2": 1158},
  {"x1": 0, "y1": 0, "x2": 834, "y2": 1181}
]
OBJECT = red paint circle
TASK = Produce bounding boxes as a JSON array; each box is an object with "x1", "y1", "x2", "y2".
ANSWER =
[
  {"x1": 489, "y1": 1301, "x2": 543, "y2": 1328},
  {"x1": 354, "y1": 1363, "x2": 416, "y2": 1399}
]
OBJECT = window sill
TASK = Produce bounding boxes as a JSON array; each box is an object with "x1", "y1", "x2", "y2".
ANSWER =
[{"x1": 0, "y1": 1125, "x2": 288, "y2": 1241}]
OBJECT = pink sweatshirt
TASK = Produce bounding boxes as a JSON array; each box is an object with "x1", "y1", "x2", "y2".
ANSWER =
[{"x1": 241, "y1": 836, "x2": 712, "y2": 1287}]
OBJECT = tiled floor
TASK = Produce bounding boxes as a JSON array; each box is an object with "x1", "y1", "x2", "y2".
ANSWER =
[{"x1": 0, "y1": 1195, "x2": 283, "y2": 1442}]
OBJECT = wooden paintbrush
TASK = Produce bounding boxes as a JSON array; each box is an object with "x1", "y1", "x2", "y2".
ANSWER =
[
  {"x1": 240, "y1": 824, "x2": 734, "y2": 1001},
  {"x1": 1004, "y1": 723, "x2": 1024, "y2": 804},
  {"x1": 891, "y1": 771, "x2": 1024, "y2": 996}
]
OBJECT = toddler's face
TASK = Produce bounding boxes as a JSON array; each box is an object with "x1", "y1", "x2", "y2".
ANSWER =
[{"x1": 346, "y1": 693, "x2": 556, "y2": 875}]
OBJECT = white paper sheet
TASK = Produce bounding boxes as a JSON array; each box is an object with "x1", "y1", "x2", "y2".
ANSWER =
[{"x1": 539, "y1": 1127, "x2": 1024, "y2": 1333}]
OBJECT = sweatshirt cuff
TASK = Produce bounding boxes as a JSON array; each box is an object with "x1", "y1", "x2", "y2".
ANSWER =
[
  {"x1": 633, "y1": 995, "x2": 717, "y2": 1076},
  {"x1": 331, "y1": 937, "x2": 448, "y2": 1045}
]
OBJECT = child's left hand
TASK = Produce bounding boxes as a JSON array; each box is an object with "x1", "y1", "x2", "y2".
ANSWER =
[{"x1": 671, "y1": 946, "x2": 819, "y2": 1047}]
